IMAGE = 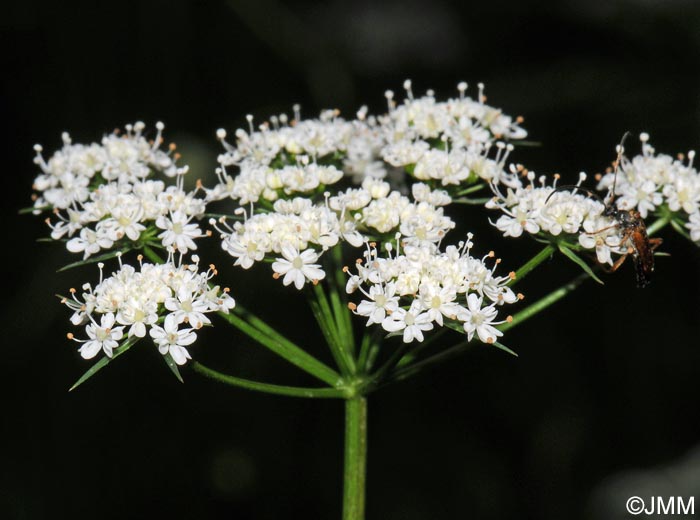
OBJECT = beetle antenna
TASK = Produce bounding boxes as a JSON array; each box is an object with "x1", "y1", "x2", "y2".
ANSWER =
[
  {"x1": 609, "y1": 131, "x2": 630, "y2": 204},
  {"x1": 545, "y1": 185, "x2": 605, "y2": 206}
]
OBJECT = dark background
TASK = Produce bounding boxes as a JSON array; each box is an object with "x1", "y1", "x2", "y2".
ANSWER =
[{"x1": 3, "y1": 1, "x2": 700, "y2": 519}]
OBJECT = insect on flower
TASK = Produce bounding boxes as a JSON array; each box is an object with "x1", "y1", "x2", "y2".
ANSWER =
[{"x1": 546, "y1": 133, "x2": 663, "y2": 287}]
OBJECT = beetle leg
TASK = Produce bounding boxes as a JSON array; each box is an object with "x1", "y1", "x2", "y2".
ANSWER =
[
  {"x1": 649, "y1": 237, "x2": 663, "y2": 251},
  {"x1": 585, "y1": 223, "x2": 618, "y2": 235},
  {"x1": 608, "y1": 251, "x2": 630, "y2": 273}
]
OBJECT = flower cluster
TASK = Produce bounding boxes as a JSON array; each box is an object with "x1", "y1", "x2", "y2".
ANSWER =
[
  {"x1": 345, "y1": 238, "x2": 519, "y2": 344},
  {"x1": 207, "y1": 81, "x2": 526, "y2": 290},
  {"x1": 378, "y1": 80, "x2": 526, "y2": 189},
  {"x1": 209, "y1": 109, "x2": 386, "y2": 205},
  {"x1": 63, "y1": 254, "x2": 234, "y2": 365},
  {"x1": 487, "y1": 169, "x2": 627, "y2": 265},
  {"x1": 32, "y1": 122, "x2": 206, "y2": 259},
  {"x1": 596, "y1": 133, "x2": 700, "y2": 241},
  {"x1": 209, "y1": 179, "x2": 456, "y2": 289}
]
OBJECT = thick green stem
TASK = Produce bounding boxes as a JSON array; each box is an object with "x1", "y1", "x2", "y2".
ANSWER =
[
  {"x1": 343, "y1": 396, "x2": 368, "y2": 520},
  {"x1": 191, "y1": 361, "x2": 347, "y2": 398},
  {"x1": 509, "y1": 244, "x2": 555, "y2": 286}
]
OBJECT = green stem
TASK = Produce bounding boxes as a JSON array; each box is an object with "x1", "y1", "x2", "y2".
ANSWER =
[
  {"x1": 646, "y1": 216, "x2": 669, "y2": 236},
  {"x1": 343, "y1": 396, "x2": 367, "y2": 520},
  {"x1": 364, "y1": 343, "x2": 382, "y2": 373},
  {"x1": 191, "y1": 361, "x2": 347, "y2": 399},
  {"x1": 385, "y1": 340, "x2": 470, "y2": 385},
  {"x1": 311, "y1": 283, "x2": 356, "y2": 375},
  {"x1": 385, "y1": 272, "x2": 591, "y2": 385},
  {"x1": 369, "y1": 342, "x2": 411, "y2": 384},
  {"x1": 452, "y1": 197, "x2": 491, "y2": 205},
  {"x1": 357, "y1": 331, "x2": 374, "y2": 372},
  {"x1": 142, "y1": 244, "x2": 165, "y2": 263},
  {"x1": 498, "y1": 272, "x2": 589, "y2": 333},
  {"x1": 396, "y1": 327, "x2": 448, "y2": 368},
  {"x1": 455, "y1": 183, "x2": 486, "y2": 196},
  {"x1": 332, "y1": 246, "x2": 356, "y2": 355},
  {"x1": 217, "y1": 310, "x2": 341, "y2": 387},
  {"x1": 509, "y1": 244, "x2": 555, "y2": 286}
]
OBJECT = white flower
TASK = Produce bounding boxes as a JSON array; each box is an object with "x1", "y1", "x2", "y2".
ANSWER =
[
  {"x1": 66, "y1": 228, "x2": 114, "y2": 259},
  {"x1": 419, "y1": 285, "x2": 461, "y2": 326},
  {"x1": 355, "y1": 283, "x2": 400, "y2": 325},
  {"x1": 578, "y1": 216, "x2": 621, "y2": 266},
  {"x1": 381, "y1": 301, "x2": 434, "y2": 343},
  {"x1": 116, "y1": 299, "x2": 159, "y2": 338},
  {"x1": 494, "y1": 210, "x2": 539, "y2": 238},
  {"x1": 101, "y1": 205, "x2": 146, "y2": 241},
  {"x1": 616, "y1": 180, "x2": 662, "y2": 218},
  {"x1": 149, "y1": 314, "x2": 196, "y2": 365},
  {"x1": 164, "y1": 287, "x2": 212, "y2": 329},
  {"x1": 687, "y1": 211, "x2": 700, "y2": 242},
  {"x1": 78, "y1": 313, "x2": 124, "y2": 359},
  {"x1": 459, "y1": 294, "x2": 503, "y2": 344},
  {"x1": 271, "y1": 246, "x2": 326, "y2": 290},
  {"x1": 221, "y1": 231, "x2": 267, "y2": 269},
  {"x1": 156, "y1": 210, "x2": 202, "y2": 253}
]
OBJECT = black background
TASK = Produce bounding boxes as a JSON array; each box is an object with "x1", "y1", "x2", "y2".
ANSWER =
[{"x1": 3, "y1": 1, "x2": 700, "y2": 519}]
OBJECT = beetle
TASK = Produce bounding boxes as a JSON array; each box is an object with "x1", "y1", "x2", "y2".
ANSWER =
[{"x1": 546, "y1": 133, "x2": 663, "y2": 287}]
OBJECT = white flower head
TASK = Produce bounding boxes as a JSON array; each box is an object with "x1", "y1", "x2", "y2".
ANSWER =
[
  {"x1": 272, "y1": 246, "x2": 326, "y2": 290},
  {"x1": 34, "y1": 123, "x2": 202, "y2": 260},
  {"x1": 149, "y1": 314, "x2": 196, "y2": 365},
  {"x1": 74, "y1": 313, "x2": 124, "y2": 359},
  {"x1": 381, "y1": 301, "x2": 434, "y2": 343},
  {"x1": 64, "y1": 255, "x2": 234, "y2": 364},
  {"x1": 459, "y1": 294, "x2": 503, "y2": 344},
  {"x1": 156, "y1": 211, "x2": 203, "y2": 254},
  {"x1": 346, "y1": 238, "x2": 518, "y2": 344}
]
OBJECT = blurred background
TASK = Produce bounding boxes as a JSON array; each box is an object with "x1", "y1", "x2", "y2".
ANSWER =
[{"x1": 3, "y1": 1, "x2": 700, "y2": 518}]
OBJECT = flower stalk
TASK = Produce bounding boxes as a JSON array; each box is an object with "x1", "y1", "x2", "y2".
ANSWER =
[
  {"x1": 343, "y1": 396, "x2": 368, "y2": 520},
  {"x1": 509, "y1": 244, "x2": 555, "y2": 286},
  {"x1": 191, "y1": 361, "x2": 347, "y2": 398},
  {"x1": 498, "y1": 272, "x2": 590, "y2": 333}
]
